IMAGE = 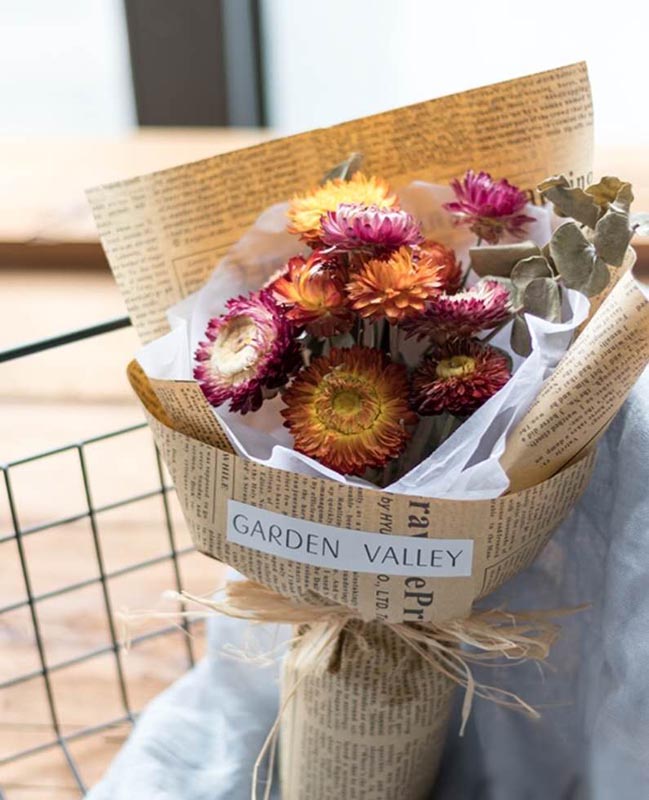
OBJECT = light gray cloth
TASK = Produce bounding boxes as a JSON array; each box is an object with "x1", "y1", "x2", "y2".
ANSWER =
[{"x1": 87, "y1": 372, "x2": 649, "y2": 800}]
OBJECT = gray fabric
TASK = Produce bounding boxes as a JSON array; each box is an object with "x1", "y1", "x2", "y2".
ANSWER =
[{"x1": 87, "y1": 372, "x2": 649, "y2": 800}]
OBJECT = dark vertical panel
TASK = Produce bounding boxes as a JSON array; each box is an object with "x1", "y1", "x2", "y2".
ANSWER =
[
  {"x1": 124, "y1": 0, "x2": 265, "y2": 127},
  {"x1": 221, "y1": 0, "x2": 266, "y2": 126}
]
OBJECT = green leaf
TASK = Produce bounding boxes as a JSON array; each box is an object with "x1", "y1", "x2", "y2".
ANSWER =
[
  {"x1": 523, "y1": 277, "x2": 562, "y2": 322},
  {"x1": 538, "y1": 175, "x2": 601, "y2": 229},
  {"x1": 510, "y1": 256, "x2": 554, "y2": 307},
  {"x1": 469, "y1": 241, "x2": 541, "y2": 278},
  {"x1": 549, "y1": 222, "x2": 611, "y2": 296},
  {"x1": 585, "y1": 176, "x2": 633, "y2": 213},
  {"x1": 511, "y1": 315, "x2": 532, "y2": 356},
  {"x1": 321, "y1": 152, "x2": 363, "y2": 184},
  {"x1": 594, "y1": 206, "x2": 633, "y2": 267}
]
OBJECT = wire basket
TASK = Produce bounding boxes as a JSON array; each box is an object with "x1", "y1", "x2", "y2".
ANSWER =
[{"x1": 0, "y1": 317, "x2": 206, "y2": 798}]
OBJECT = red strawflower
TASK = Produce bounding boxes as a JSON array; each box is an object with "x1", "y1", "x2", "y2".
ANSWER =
[
  {"x1": 412, "y1": 338, "x2": 511, "y2": 416},
  {"x1": 402, "y1": 280, "x2": 511, "y2": 340}
]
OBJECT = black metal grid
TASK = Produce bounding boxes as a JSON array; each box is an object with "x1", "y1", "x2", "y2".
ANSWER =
[{"x1": 0, "y1": 316, "x2": 200, "y2": 797}]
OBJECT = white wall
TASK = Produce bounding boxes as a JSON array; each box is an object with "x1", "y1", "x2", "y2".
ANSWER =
[
  {"x1": 261, "y1": 0, "x2": 649, "y2": 146},
  {"x1": 0, "y1": 0, "x2": 135, "y2": 135}
]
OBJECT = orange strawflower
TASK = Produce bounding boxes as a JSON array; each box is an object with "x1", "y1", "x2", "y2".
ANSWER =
[
  {"x1": 418, "y1": 239, "x2": 463, "y2": 294},
  {"x1": 281, "y1": 347, "x2": 416, "y2": 476},
  {"x1": 268, "y1": 251, "x2": 354, "y2": 336},
  {"x1": 287, "y1": 173, "x2": 398, "y2": 243},
  {"x1": 346, "y1": 246, "x2": 442, "y2": 324}
]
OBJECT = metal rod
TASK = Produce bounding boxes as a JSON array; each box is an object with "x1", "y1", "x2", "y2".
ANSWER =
[
  {"x1": 155, "y1": 445, "x2": 195, "y2": 666},
  {"x1": 77, "y1": 445, "x2": 134, "y2": 723},
  {"x1": 0, "y1": 316, "x2": 131, "y2": 363}
]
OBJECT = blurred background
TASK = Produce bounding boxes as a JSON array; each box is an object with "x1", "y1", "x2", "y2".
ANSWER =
[{"x1": 1, "y1": 2, "x2": 647, "y2": 797}]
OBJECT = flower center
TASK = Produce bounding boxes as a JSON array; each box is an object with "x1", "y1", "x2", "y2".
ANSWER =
[
  {"x1": 436, "y1": 355, "x2": 476, "y2": 379},
  {"x1": 314, "y1": 373, "x2": 380, "y2": 434},
  {"x1": 331, "y1": 389, "x2": 363, "y2": 416},
  {"x1": 211, "y1": 315, "x2": 261, "y2": 379}
]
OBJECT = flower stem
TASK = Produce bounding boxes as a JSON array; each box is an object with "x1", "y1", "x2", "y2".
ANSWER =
[
  {"x1": 389, "y1": 324, "x2": 400, "y2": 362},
  {"x1": 362, "y1": 318, "x2": 374, "y2": 348}
]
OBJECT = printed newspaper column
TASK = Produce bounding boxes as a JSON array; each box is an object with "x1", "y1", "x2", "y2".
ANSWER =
[
  {"x1": 280, "y1": 622, "x2": 455, "y2": 800},
  {"x1": 502, "y1": 258, "x2": 649, "y2": 491}
]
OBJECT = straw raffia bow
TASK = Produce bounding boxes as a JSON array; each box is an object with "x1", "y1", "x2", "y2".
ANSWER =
[{"x1": 123, "y1": 580, "x2": 583, "y2": 800}]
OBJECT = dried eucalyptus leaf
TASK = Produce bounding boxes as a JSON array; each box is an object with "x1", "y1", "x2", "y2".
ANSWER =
[
  {"x1": 469, "y1": 241, "x2": 541, "y2": 278},
  {"x1": 594, "y1": 206, "x2": 633, "y2": 267},
  {"x1": 511, "y1": 314, "x2": 532, "y2": 356},
  {"x1": 523, "y1": 277, "x2": 562, "y2": 322},
  {"x1": 549, "y1": 222, "x2": 611, "y2": 297},
  {"x1": 631, "y1": 212, "x2": 649, "y2": 237},
  {"x1": 611, "y1": 182, "x2": 634, "y2": 214},
  {"x1": 511, "y1": 256, "x2": 553, "y2": 285},
  {"x1": 321, "y1": 152, "x2": 363, "y2": 184},
  {"x1": 538, "y1": 175, "x2": 601, "y2": 229},
  {"x1": 585, "y1": 176, "x2": 633, "y2": 213},
  {"x1": 510, "y1": 256, "x2": 554, "y2": 306}
]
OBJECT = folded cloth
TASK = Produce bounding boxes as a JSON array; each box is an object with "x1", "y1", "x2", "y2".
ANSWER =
[{"x1": 87, "y1": 372, "x2": 649, "y2": 800}]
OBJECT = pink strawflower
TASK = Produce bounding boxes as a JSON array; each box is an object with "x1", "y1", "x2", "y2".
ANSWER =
[
  {"x1": 194, "y1": 290, "x2": 301, "y2": 414},
  {"x1": 402, "y1": 280, "x2": 512, "y2": 340},
  {"x1": 320, "y1": 204, "x2": 423, "y2": 252},
  {"x1": 412, "y1": 338, "x2": 511, "y2": 416},
  {"x1": 443, "y1": 170, "x2": 535, "y2": 244}
]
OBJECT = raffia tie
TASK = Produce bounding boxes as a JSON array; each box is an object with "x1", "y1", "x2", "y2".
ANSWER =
[{"x1": 140, "y1": 580, "x2": 582, "y2": 800}]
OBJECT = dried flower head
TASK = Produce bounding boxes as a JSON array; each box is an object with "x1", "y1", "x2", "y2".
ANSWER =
[
  {"x1": 268, "y1": 251, "x2": 354, "y2": 336},
  {"x1": 417, "y1": 239, "x2": 463, "y2": 294},
  {"x1": 320, "y1": 203, "x2": 423, "y2": 252},
  {"x1": 443, "y1": 170, "x2": 535, "y2": 244},
  {"x1": 194, "y1": 291, "x2": 301, "y2": 414},
  {"x1": 287, "y1": 173, "x2": 398, "y2": 243},
  {"x1": 346, "y1": 246, "x2": 442, "y2": 324},
  {"x1": 281, "y1": 346, "x2": 416, "y2": 475},
  {"x1": 402, "y1": 280, "x2": 512, "y2": 340},
  {"x1": 412, "y1": 338, "x2": 511, "y2": 416}
]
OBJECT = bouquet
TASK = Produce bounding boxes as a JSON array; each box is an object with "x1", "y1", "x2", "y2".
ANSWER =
[{"x1": 89, "y1": 63, "x2": 649, "y2": 799}]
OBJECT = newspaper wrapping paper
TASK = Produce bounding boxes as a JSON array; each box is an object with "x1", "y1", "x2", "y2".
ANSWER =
[
  {"x1": 280, "y1": 623, "x2": 455, "y2": 800},
  {"x1": 88, "y1": 64, "x2": 649, "y2": 798}
]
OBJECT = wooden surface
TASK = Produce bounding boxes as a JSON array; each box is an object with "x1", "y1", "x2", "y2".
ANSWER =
[
  {"x1": 0, "y1": 131, "x2": 646, "y2": 266},
  {"x1": 0, "y1": 128, "x2": 270, "y2": 266}
]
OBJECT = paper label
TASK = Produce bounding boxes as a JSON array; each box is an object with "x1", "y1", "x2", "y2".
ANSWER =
[{"x1": 227, "y1": 499, "x2": 473, "y2": 577}]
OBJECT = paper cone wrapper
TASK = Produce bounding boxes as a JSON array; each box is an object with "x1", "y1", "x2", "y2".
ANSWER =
[
  {"x1": 280, "y1": 623, "x2": 455, "y2": 800},
  {"x1": 88, "y1": 63, "x2": 649, "y2": 799}
]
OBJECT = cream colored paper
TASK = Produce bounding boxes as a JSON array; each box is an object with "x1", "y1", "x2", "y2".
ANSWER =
[{"x1": 88, "y1": 63, "x2": 593, "y2": 346}]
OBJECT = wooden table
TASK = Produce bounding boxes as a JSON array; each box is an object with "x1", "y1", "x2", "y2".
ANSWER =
[
  {"x1": 0, "y1": 128, "x2": 271, "y2": 267},
  {"x1": 0, "y1": 132, "x2": 646, "y2": 267}
]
